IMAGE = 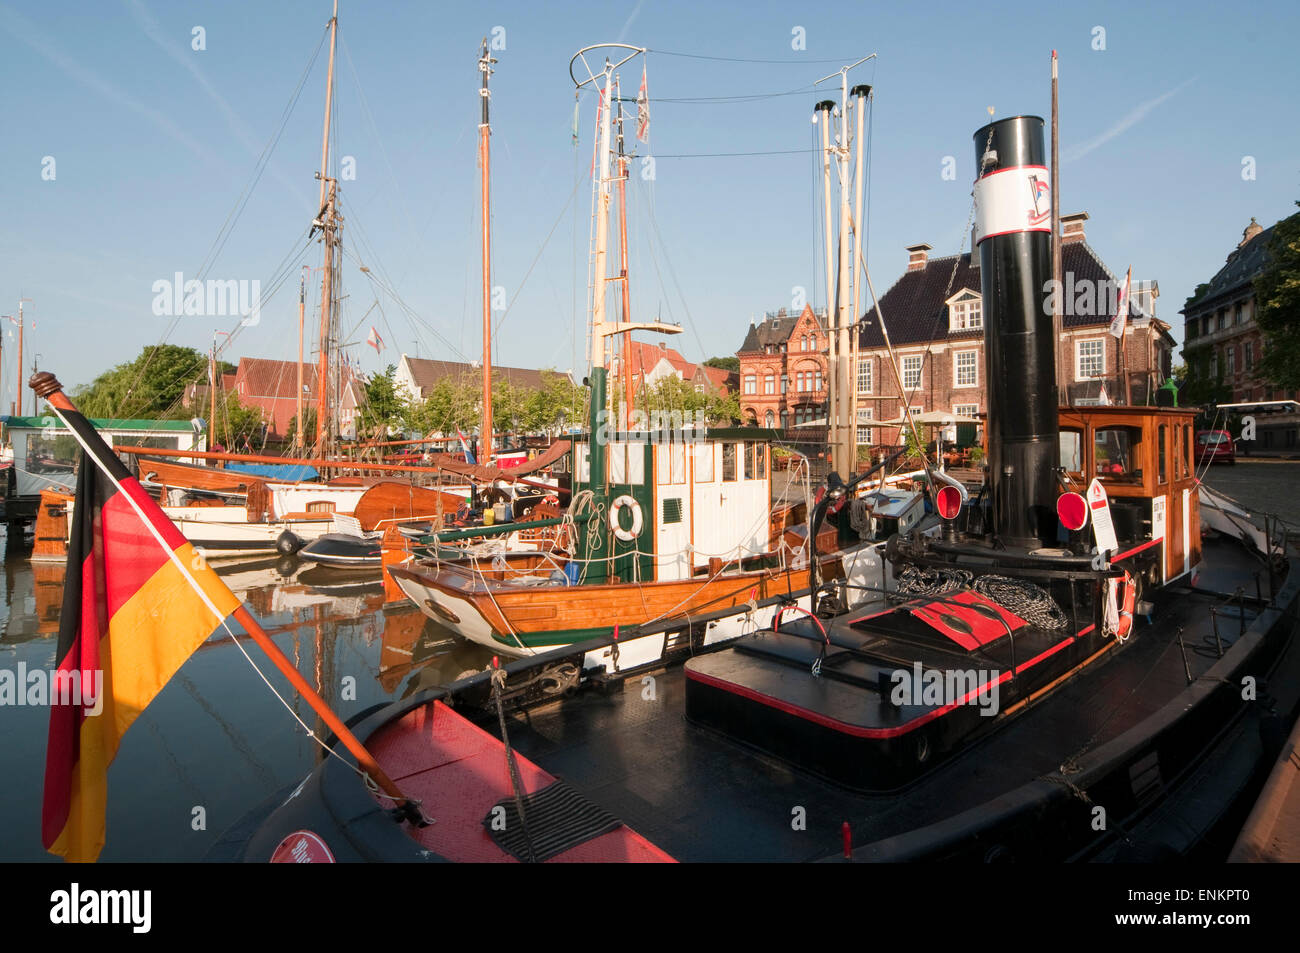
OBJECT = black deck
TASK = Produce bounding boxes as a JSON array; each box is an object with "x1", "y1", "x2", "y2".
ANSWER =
[{"x1": 486, "y1": 538, "x2": 1297, "y2": 861}]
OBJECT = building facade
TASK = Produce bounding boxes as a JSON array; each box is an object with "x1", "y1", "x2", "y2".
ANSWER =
[
  {"x1": 1181, "y1": 217, "x2": 1292, "y2": 405},
  {"x1": 854, "y1": 212, "x2": 1174, "y2": 446},
  {"x1": 736, "y1": 305, "x2": 829, "y2": 429}
]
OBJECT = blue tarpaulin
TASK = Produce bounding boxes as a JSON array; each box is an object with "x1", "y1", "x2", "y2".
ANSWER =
[{"x1": 225, "y1": 462, "x2": 319, "y2": 482}]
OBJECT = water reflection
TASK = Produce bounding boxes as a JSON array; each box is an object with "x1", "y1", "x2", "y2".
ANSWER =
[{"x1": 0, "y1": 535, "x2": 494, "y2": 861}]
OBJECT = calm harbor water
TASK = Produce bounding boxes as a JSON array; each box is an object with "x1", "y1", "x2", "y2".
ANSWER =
[{"x1": 0, "y1": 529, "x2": 495, "y2": 862}]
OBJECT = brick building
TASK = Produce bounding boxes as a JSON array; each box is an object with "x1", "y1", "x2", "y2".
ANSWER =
[
  {"x1": 1181, "y1": 217, "x2": 1291, "y2": 404},
  {"x1": 854, "y1": 212, "x2": 1174, "y2": 446},
  {"x1": 736, "y1": 304, "x2": 829, "y2": 428}
]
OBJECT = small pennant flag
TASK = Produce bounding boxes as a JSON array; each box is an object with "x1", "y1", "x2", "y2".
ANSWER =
[
  {"x1": 636, "y1": 65, "x2": 650, "y2": 142},
  {"x1": 1108, "y1": 266, "x2": 1132, "y2": 340},
  {"x1": 571, "y1": 94, "x2": 580, "y2": 145},
  {"x1": 456, "y1": 428, "x2": 476, "y2": 465},
  {"x1": 367, "y1": 327, "x2": 384, "y2": 353},
  {"x1": 1097, "y1": 384, "x2": 1111, "y2": 406}
]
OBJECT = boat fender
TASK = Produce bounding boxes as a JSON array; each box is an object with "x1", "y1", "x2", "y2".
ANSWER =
[
  {"x1": 1106, "y1": 570, "x2": 1137, "y2": 641},
  {"x1": 276, "y1": 530, "x2": 305, "y2": 555},
  {"x1": 609, "y1": 495, "x2": 643, "y2": 541}
]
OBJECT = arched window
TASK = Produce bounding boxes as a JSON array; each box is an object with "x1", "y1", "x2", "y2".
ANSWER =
[{"x1": 764, "y1": 410, "x2": 774, "y2": 427}]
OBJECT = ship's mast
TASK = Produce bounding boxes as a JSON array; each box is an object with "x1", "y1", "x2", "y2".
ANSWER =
[
  {"x1": 814, "y1": 55, "x2": 874, "y2": 477},
  {"x1": 479, "y1": 39, "x2": 496, "y2": 463},
  {"x1": 16, "y1": 298, "x2": 30, "y2": 416},
  {"x1": 615, "y1": 78, "x2": 635, "y2": 431},
  {"x1": 314, "y1": 0, "x2": 339, "y2": 456}
]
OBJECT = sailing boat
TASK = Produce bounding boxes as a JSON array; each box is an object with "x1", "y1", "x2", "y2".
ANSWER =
[{"x1": 387, "y1": 45, "x2": 900, "y2": 657}]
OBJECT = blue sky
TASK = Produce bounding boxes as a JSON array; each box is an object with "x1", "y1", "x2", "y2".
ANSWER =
[{"x1": 1, "y1": 0, "x2": 1297, "y2": 411}]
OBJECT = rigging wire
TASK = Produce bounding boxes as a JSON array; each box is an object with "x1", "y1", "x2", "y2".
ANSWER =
[{"x1": 115, "y1": 25, "x2": 329, "y2": 419}]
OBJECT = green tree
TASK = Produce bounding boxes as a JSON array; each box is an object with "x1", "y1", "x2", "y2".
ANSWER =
[
  {"x1": 361, "y1": 364, "x2": 403, "y2": 435},
  {"x1": 74, "y1": 345, "x2": 227, "y2": 419},
  {"x1": 1255, "y1": 202, "x2": 1300, "y2": 390},
  {"x1": 214, "y1": 391, "x2": 265, "y2": 449},
  {"x1": 704, "y1": 355, "x2": 740, "y2": 372}
]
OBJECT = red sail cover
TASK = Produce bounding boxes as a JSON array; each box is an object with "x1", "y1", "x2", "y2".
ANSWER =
[{"x1": 42, "y1": 413, "x2": 240, "y2": 862}]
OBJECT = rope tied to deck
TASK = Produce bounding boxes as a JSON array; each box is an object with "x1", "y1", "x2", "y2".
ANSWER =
[{"x1": 491, "y1": 659, "x2": 538, "y2": 863}]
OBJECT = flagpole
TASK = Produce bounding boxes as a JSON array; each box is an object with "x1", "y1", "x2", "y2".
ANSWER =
[{"x1": 31, "y1": 370, "x2": 425, "y2": 825}]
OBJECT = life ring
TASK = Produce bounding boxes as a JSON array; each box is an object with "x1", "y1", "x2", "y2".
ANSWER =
[
  {"x1": 1106, "y1": 570, "x2": 1137, "y2": 640},
  {"x1": 609, "y1": 495, "x2": 643, "y2": 541}
]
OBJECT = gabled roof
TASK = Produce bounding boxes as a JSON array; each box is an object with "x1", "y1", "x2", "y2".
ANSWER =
[
  {"x1": 402, "y1": 356, "x2": 560, "y2": 393},
  {"x1": 859, "y1": 241, "x2": 1117, "y2": 347},
  {"x1": 1182, "y1": 224, "x2": 1276, "y2": 314},
  {"x1": 738, "y1": 308, "x2": 811, "y2": 353},
  {"x1": 233, "y1": 358, "x2": 318, "y2": 401}
]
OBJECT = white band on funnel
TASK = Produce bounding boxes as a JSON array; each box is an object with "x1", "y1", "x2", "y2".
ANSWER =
[{"x1": 973, "y1": 164, "x2": 1051, "y2": 245}]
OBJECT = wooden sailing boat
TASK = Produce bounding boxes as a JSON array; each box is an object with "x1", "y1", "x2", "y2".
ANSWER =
[{"x1": 389, "y1": 45, "x2": 867, "y2": 656}]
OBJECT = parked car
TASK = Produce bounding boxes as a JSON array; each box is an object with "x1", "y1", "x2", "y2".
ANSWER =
[{"x1": 1196, "y1": 429, "x2": 1236, "y2": 465}]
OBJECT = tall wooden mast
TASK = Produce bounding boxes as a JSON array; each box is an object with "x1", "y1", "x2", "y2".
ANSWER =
[
  {"x1": 479, "y1": 39, "x2": 496, "y2": 463},
  {"x1": 297, "y1": 266, "x2": 307, "y2": 452},
  {"x1": 615, "y1": 78, "x2": 634, "y2": 431},
  {"x1": 314, "y1": 0, "x2": 339, "y2": 454}
]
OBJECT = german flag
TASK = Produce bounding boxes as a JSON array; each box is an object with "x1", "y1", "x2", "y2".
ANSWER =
[{"x1": 41, "y1": 400, "x2": 241, "y2": 863}]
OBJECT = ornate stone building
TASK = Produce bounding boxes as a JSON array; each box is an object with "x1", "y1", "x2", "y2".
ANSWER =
[
  {"x1": 736, "y1": 304, "x2": 829, "y2": 429},
  {"x1": 1181, "y1": 217, "x2": 1290, "y2": 405}
]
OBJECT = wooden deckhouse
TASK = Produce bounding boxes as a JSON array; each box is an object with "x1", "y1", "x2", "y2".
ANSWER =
[{"x1": 1058, "y1": 405, "x2": 1201, "y2": 586}]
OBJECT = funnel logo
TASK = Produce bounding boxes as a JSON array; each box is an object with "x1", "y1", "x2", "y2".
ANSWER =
[{"x1": 1027, "y1": 174, "x2": 1050, "y2": 226}]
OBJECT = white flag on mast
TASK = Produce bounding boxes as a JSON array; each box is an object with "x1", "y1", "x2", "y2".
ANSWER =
[
  {"x1": 636, "y1": 64, "x2": 650, "y2": 142},
  {"x1": 1108, "y1": 266, "x2": 1132, "y2": 339},
  {"x1": 367, "y1": 326, "x2": 384, "y2": 353}
]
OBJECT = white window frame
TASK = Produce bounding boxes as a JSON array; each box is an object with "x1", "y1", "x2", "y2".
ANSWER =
[
  {"x1": 1076, "y1": 339, "x2": 1105, "y2": 381},
  {"x1": 902, "y1": 355, "x2": 923, "y2": 390},
  {"x1": 946, "y1": 290, "x2": 983, "y2": 332},
  {"x1": 856, "y1": 407, "x2": 873, "y2": 445},
  {"x1": 857, "y1": 358, "x2": 872, "y2": 394},
  {"x1": 743, "y1": 375, "x2": 756, "y2": 395},
  {"x1": 953, "y1": 349, "x2": 978, "y2": 388}
]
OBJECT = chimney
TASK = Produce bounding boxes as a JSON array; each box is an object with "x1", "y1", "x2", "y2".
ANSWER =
[
  {"x1": 1239, "y1": 216, "x2": 1263, "y2": 248},
  {"x1": 1060, "y1": 211, "x2": 1089, "y2": 245},
  {"x1": 906, "y1": 243, "x2": 932, "y2": 272}
]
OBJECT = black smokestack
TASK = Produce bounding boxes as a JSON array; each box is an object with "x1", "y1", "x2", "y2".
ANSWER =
[{"x1": 972, "y1": 115, "x2": 1058, "y2": 548}]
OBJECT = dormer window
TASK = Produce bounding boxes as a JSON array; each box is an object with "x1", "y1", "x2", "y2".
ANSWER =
[{"x1": 946, "y1": 289, "x2": 983, "y2": 332}]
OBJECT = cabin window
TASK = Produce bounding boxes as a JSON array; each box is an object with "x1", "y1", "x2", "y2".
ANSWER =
[
  {"x1": 670, "y1": 442, "x2": 686, "y2": 484},
  {"x1": 611, "y1": 442, "x2": 627, "y2": 483},
  {"x1": 1158, "y1": 425, "x2": 1167, "y2": 484},
  {"x1": 1094, "y1": 426, "x2": 1143, "y2": 484},
  {"x1": 694, "y1": 444, "x2": 714, "y2": 482},
  {"x1": 722, "y1": 443, "x2": 737, "y2": 482},
  {"x1": 577, "y1": 445, "x2": 591, "y2": 483},
  {"x1": 627, "y1": 441, "x2": 645, "y2": 484},
  {"x1": 745, "y1": 441, "x2": 765, "y2": 480},
  {"x1": 1059, "y1": 429, "x2": 1083, "y2": 475},
  {"x1": 306, "y1": 501, "x2": 335, "y2": 514},
  {"x1": 1183, "y1": 424, "x2": 1192, "y2": 478}
]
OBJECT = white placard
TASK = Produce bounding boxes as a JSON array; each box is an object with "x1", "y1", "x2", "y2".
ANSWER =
[
  {"x1": 1087, "y1": 478, "x2": 1118, "y2": 556},
  {"x1": 974, "y1": 164, "x2": 1051, "y2": 244}
]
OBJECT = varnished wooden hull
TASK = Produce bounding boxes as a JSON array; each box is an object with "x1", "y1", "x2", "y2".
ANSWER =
[{"x1": 389, "y1": 554, "x2": 844, "y2": 656}]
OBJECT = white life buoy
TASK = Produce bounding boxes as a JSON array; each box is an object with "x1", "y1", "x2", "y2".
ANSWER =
[{"x1": 609, "y1": 495, "x2": 643, "y2": 541}]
